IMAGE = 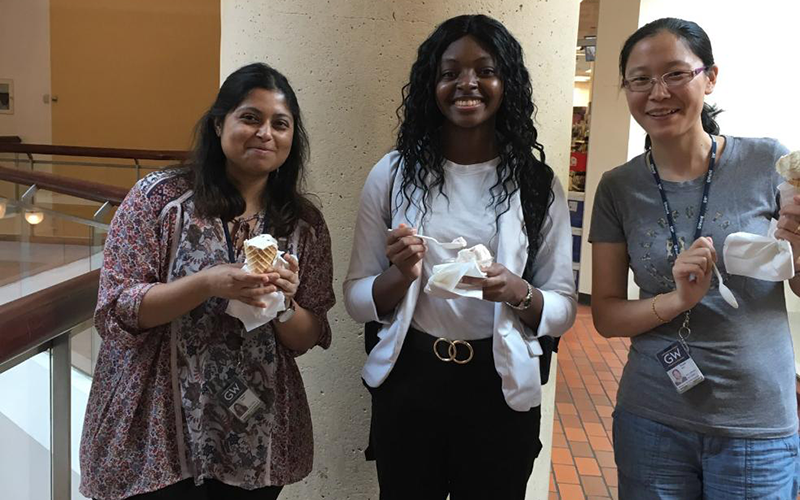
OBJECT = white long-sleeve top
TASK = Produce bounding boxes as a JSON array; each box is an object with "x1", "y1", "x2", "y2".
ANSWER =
[{"x1": 343, "y1": 151, "x2": 577, "y2": 411}]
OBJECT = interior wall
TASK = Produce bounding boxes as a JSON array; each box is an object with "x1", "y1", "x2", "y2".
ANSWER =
[
  {"x1": 49, "y1": 0, "x2": 220, "y2": 188},
  {"x1": 573, "y1": 80, "x2": 592, "y2": 107},
  {"x1": 0, "y1": 0, "x2": 52, "y2": 144},
  {"x1": 221, "y1": 1, "x2": 580, "y2": 497}
]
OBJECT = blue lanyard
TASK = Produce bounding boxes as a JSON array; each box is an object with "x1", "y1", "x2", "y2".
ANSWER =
[
  {"x1": 222, "y1": 214, "x2": 269, "y2": 264},
  {"x1": 647, "y1": 134, "x2": 717, "y2": 261}
]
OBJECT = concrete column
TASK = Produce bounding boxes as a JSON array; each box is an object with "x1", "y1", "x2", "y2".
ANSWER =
[
  {"x1": 221, "y1": 1, "x2": 579, "y2": 497},
  {"x1": 578, "y1": 0, "x2": 641, "y2": 295}
]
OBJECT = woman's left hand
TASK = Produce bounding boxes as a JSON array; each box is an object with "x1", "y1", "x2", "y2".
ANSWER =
[
  {"x1": 461, "y1": 263, "x2": 528, "y2": 304},
  {"x1": 266, "y1": 254, "x2": 300, "y2": 303},
  {"x1": 775, "y1": 194, "x2": 800, "y2": 266}
]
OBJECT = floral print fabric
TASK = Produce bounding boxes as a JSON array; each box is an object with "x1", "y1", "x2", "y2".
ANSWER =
[{"x1": 79, "y1": 169, "x2": 334, "y2": 499}]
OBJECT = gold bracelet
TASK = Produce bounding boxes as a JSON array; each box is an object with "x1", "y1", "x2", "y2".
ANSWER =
[{"x1": 651, "y1": 294, "x2": 668, "y2": 324}]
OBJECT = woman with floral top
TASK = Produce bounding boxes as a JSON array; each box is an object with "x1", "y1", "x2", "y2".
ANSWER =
[{"x1": 79, "y1": 63, "x2": 335, "y2": 500}]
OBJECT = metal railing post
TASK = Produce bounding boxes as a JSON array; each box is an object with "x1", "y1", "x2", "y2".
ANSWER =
[{"x1": 51, "y1": 332, "x2": 72, "y2": 500}]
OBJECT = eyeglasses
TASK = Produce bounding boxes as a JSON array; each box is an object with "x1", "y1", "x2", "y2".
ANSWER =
[{"x1": 623, "y1": 67, "x2": 708, "y2": 93}]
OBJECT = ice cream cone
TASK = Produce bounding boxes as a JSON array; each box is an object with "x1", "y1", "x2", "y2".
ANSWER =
[
  {"x1": 244, "y1": 244, "x2": 277, "y2": 274},
  {"x1": 243, "y1": 234, "x2": 279, "y2": 274}
]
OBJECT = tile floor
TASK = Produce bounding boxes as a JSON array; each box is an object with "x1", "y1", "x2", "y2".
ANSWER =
[{"x1": 549, "y1": 304, "x2": 628, "y2": 500}]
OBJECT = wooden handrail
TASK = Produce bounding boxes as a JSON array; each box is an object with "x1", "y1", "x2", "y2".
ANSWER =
[
  {"x1": 0, "y1": 165, "x2": 128, "y2": 205},
  {"x1": 0, "y1": 143, "x2": 190, "y2": 161},
  {"x1": 0, "y1": 269, "x2": 100, "y2": 366},
  {"x1": 0, "y1": 136, "x2": 22, "y2": 144}
]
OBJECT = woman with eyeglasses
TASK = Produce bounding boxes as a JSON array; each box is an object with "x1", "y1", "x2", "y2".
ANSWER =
[{"x1": 590, "y1": 18, "x2": 799, "y2": 498}]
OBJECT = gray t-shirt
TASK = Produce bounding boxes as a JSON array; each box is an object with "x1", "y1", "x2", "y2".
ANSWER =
[{"x1": 590, "y1": 136, "x2": 796, "y2": 439}]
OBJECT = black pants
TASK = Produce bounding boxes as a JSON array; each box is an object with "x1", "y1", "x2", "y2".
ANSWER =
[
  {"x1": 370, "y1": 329, "x2": 542, "y2": 500},
  {"x1": 118, "y1": 478, "x2": 283, "y2": 500}
]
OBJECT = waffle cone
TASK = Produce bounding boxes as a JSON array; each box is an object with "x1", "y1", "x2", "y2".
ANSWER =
[{"x1": 245, "y1": 244, "x2": 278, "y2": 274}]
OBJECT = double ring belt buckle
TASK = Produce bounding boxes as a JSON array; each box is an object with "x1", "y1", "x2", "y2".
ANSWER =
[{"x1": 433, "y1": 337, "x2": 474, "y2": 364}]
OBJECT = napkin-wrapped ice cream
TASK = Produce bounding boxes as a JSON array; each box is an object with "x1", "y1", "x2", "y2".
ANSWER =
[
  {"x1": 226, "y1": 233, "x2": 290, "y2": 331},
  {"x1": 723, "y1": 152, "x2": 800, "y2": 283},
  {"x1": 424, "y1": 243, "x2": 494, "y2": 300},
  {"x1": 455, "y1": 244, "x2": 493, "y2": 268}
]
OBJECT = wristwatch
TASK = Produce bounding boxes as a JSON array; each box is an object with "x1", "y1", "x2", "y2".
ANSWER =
[
  {"x1": 278, "y1": 299, "x2": 296, "y2": 323},
  {"x1": 506, "y1": 281, "x2": 534, "y2": 311}
]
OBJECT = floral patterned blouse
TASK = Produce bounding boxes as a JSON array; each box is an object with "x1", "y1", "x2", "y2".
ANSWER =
[{"x1": 79, "y1": 168, "x2": 335, "y2": 500}]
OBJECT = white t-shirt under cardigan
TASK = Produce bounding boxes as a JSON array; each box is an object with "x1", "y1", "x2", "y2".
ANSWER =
[
  {"x1": 344, "y1": 151, "x2": 577, "y2": 411},
  {"x1": 412, "y1": 157, "x2": 500, "y2": 340}
]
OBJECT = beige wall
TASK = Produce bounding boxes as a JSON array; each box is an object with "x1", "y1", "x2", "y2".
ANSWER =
[
  {"x1": 221, "y1": 1, "x2": 580, "y2": 497},
  {"x1": 573, "y1": 80, "x2": 592, "y2": 107},
  {"x1": 49, "y1": 0, "x2": 220, "y2": 188},
  {"x1": 0, "y1": 0, "x2": 52, "y2": 144}
]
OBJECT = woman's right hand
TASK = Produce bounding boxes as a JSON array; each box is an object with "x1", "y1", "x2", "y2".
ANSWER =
[
  {"x1": 201, "y1": 263, "x2": 273, "y2": 307},
  {"x1": 386, "y1": 224, "x2": 426, "y2": 282},
  {"x1": 672, "y1": 236, "x2": 716, "y2": 310}
]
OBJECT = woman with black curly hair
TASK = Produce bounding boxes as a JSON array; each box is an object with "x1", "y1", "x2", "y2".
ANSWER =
[{"x1": 344, "y1": 14, "x2": 576, "y2": 499}]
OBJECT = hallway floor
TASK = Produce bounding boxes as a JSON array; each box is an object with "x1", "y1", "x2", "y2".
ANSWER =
[{"x1": 549, "y1": 304, "x2": 628, "y2": 500}]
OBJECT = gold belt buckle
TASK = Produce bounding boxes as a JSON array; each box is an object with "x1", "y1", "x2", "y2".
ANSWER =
[{"x1": 433, "y1": 338, "x2": 474, "y2": 364}]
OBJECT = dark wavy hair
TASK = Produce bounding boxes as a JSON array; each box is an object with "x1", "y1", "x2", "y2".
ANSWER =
[
  {"x1": 396, "y1": 14, "x2": 554, "y2": 259},
  {"x1": 191, "y1": 62, "x2": 315, "y2": 237},
  {"x1": 619, "y1": 17, "x2": 722, "y2": 149}
]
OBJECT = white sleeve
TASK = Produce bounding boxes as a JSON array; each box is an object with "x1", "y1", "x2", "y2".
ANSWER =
[
  {"x1": 343, "y1": 152, "x2": 399, "y2": 324},
  {"x1": 531, "y1": 176, "x2": 578, "y2": 338}
]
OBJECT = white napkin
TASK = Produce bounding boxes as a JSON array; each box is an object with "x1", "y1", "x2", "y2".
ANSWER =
[
  {"x1": 424, "y1": 244, "x2": 493, "y2": 300},
  {"x1": 723, "y1": 218, "x2": 794, "y2": 282},
  {"x1": 225, "y1": 254, "x2": 294, "y2": 331}
]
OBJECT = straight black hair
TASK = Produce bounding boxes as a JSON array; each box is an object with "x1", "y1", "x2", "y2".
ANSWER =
[
  {"x1": 191, "y1": 62, "x2": 316, "y2": 237},
  {"x1": 619, "y1": 18, "x2": 722, "y2": 149}
]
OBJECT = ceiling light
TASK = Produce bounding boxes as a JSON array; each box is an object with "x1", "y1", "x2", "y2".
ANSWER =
[{"x1": 25, "y1": 211, "x2": 44, "y2": 225}]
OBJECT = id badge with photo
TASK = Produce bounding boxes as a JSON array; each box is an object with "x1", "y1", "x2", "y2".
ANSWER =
[
  {"x1": 656, "y1": 341, "x2": 704, "y2": 394},
  {"x1": 217, "y1": 376, "x2": 264, "y2": 422}
]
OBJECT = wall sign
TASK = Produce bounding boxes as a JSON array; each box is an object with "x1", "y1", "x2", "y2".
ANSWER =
[{"x1": 0, "y1": 80, "x2": 13, "y2": 114}]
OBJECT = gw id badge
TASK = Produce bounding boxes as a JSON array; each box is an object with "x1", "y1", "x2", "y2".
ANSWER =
[
  {"x1": 656, "y1": 341, "x2": 704, "y2": 394},
  {"x1": 217, "y1": 376, "x2": 264, "y2": 422}
]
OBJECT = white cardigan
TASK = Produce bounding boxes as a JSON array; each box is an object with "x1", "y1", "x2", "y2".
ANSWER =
[{"x1": 343, "y1": 151, "x2": 577, "y2": 411}]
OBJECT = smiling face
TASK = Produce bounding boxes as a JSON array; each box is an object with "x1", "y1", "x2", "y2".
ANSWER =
[
  {"x1": 435, "y1": 35, "x2": 504, "y2": 133},
  {"x1": 218, "y1": 88, "x2": 294, "y2": 186},
  {"x1": 623, "y1": 31, "x2": 717, "y2": 144}
]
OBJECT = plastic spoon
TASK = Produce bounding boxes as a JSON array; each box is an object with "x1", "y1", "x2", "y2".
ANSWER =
[
  {"x1": 713, "y1": 263, "x2": 739, "y2": 309},
  {"x1": 416, "y1": 234, "x2": 468, "y2": 250},
  {"x1": 386, "y1": 229, "x2": 467, "y2": 250}
]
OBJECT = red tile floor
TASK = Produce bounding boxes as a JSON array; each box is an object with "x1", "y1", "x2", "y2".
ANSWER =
[{"x1": 549, "y1": 304, "x2": 628, "y2": 500}]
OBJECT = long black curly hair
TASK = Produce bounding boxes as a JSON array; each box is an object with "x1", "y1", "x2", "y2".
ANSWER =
[
  {"x1": 191, "y1": 62, "x2": 317, "y2": 237},
  {"x1": 396, "y1": 14, "x2": 554, "y2": 259}
]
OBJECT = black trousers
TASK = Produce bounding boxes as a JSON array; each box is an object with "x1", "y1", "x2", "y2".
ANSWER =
[
  {"x1": 370, "y1": 329, "x2": 542, "y2": 500},
  {"x1": 118, "y1": 478, "x2": 283, "y2": 500}
]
